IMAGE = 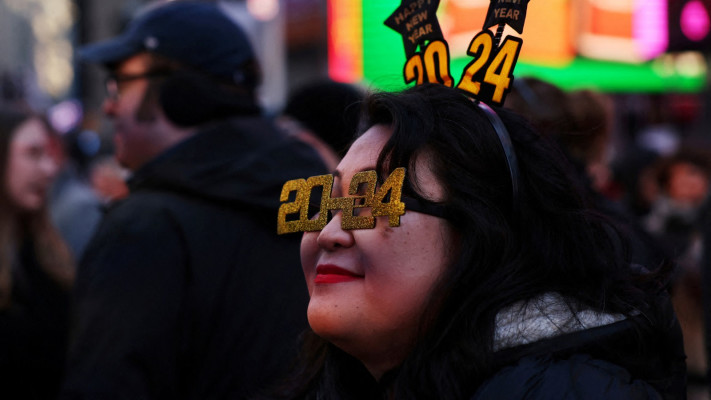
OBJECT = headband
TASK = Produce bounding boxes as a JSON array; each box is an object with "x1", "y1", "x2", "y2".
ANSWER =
[
  {"x1": 277, "y1": 0, "x2": 531, "y2": 234},
  {"x1": 386, "y1": 0, "x2": 530, "y2": 204}
]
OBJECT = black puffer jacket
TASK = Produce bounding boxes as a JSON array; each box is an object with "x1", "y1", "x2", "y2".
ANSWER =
[
  {"x1": 473, "y1": 292, "x2": 687, "y2": 399},
  {"x1": 60, "y1": 117, "x2": 327, "y2": 399}
]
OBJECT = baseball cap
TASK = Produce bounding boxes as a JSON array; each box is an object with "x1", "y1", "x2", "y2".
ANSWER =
[{"x1": 78, "y1": 1, "x2": 257, "y2": 86}]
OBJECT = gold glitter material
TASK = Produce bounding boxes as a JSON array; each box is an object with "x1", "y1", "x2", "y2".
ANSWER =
[
  {"x1": 277, "y1": 174, "x2": 333, "y2": 234},
  {"x1": 277, "y1": 168, "x2": 407, "y2": 234},
  {"x1": 341, "y1": 170, "x2": 376, "y2": 230},
  {"x1": 303, "y1": 174, "x2": 335, "y2": 231},
  {"x1": 372, "y1": 167, "x2": 406, "y2": 227},
  {"x1": 277, "y1": 178, "x2": 306, "y2": 235}
]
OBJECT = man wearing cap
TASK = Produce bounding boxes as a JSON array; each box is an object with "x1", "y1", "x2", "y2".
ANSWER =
[{"x1": 60, "y1": 2, "x2": 326, "y2": 399}]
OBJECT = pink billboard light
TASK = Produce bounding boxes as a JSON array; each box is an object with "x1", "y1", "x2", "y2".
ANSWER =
[
  {"x1": 635, "y1": 0, "x2": 668, "y2": 60},
  {"x1": 681, "y1": 0, "x2": 711, "y2": 41}
]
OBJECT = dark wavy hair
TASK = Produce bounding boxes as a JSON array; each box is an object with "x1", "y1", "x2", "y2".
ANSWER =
[{"x1": 265, "y1": 84, "x2": 665, "y2": 400}]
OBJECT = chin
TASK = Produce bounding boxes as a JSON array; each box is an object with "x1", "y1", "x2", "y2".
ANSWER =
[
  {"x1": 16, "y1": 199, "x2": 44, "y2": 213},
  {"x1": 307, "y1": 301, "x2": 350, "y2": 342}
]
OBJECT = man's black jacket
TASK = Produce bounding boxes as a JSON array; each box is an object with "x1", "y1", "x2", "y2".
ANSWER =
[{"x1": 60, "y1": 117, "x2": 327, "y2": 399}]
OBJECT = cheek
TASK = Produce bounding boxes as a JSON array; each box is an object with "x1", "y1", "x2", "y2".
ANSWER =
[
  {"x1": 362, "y1": 263, "x2": 441, "y2": 324},
  {"x1": 362, "y1": 218, "x2": 452, "y2": 308},
  {"x1": 300, "y1": 232, "x2": 320, "y2": 293},
  {"x1": 5, "y1": 170, "x2": 39, "y2": 210},
  {"x1": 5, "y1": 158, "x2": 28, "y2": 191}
]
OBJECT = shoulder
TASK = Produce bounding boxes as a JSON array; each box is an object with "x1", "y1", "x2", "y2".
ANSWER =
[
  {"x1": 78, "y1": 192, "x2": 192, "y2": 289},
  {"x1": 89, "y1": 191, "x2": 192, "y2": 244},
  {"x1": 103, "y1": 191, "x2": 164, "y2": 216},
  {"x1": 472, "y1": 354, "x2": 662, "y2": 400}
]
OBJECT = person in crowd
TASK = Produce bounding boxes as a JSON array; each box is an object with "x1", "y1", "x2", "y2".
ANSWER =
[
  {"x1": 278, "y1": 80, "x2": 364, "y2": 171},
  {"x1": 60, "y1": 2, "x2": 327, "y2": 399},
  {"x1": 644, "y1": 146, "x2": 711, "y2": 255},
  {"x1": 267, "y1": 84, "x2": 686, "y2": 399},
  {"x1": 0, "y1": 107, "x2": 75, "y2": 399},
  {"x1": 505, "y1": 77, "x2": 612, "y2": 193},
  {"x1": 48, "y1": 127, "x2": 103, "y2": 262},
  {"x1": 506, "y1": 77, "x2": 669, "y2": 271},
  {"x1": 282, "y1": 79, "x2": 365, "y2": 157},
  {"x1": 643, "y1": 146, "x2": 711, "y2": 394}
]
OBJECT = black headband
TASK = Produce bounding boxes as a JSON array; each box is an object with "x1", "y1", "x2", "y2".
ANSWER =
[{"x1": 476, "y1": 101, "x2": 520, "y2": 205}]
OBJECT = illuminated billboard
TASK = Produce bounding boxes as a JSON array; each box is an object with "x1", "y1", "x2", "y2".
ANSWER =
[{"x1": 327, "y1": 0, "x2": 707, "y2": 93}]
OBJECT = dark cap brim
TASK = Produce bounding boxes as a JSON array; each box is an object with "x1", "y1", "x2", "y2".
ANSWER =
[{"x1": 77, "y1": 34, "x2": 142, "y2": 66}]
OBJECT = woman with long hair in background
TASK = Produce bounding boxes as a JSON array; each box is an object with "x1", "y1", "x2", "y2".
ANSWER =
[{"x1": 0, "y1": 107, "x2": 75, "y2": 399}]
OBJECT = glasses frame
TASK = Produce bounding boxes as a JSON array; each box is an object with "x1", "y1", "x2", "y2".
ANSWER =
[{"x1": 104, "y1": 70, "x2": 172, "y2": 101}]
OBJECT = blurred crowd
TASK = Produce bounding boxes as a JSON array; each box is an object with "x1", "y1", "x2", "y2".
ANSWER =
[
  {"x1": 0, "y1": 0, "x2": 710, "y2": 399},
  {"x1": 506, "y1": 77, "x2": 711, "y2": 400}
]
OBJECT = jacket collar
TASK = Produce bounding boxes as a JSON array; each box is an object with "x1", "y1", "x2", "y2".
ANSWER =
[{"x1": 493, "y1": 292, "x2": 627, "y2": 351}]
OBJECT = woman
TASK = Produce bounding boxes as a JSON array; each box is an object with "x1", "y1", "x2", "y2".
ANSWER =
[
  {"x1": 271, "y1": 84, "x2": 686, "y2": 399},
  {"x1": 0, "y1": 108, "x2": 74, "y2": 399}
]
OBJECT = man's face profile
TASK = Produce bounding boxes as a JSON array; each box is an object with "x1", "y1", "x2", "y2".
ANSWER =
[{"x1": 102, "y1": 53, "x2": 163, "y2": 171}]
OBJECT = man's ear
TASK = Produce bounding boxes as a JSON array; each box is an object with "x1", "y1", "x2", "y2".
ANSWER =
[{"x1": 134, "y1": 78, "x2": 163, "y2": 123}]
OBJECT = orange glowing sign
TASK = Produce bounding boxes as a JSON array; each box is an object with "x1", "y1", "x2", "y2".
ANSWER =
[
  {"x1": 443, "y1": 0, "x2": 574, "y2": 65},
  {"x1": 577, "y1": 0, "x2": 669, "y2": 61}
]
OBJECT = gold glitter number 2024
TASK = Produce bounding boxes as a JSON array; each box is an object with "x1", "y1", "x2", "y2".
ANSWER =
[{"x1": 277, "y1": 168, "x2": 406, "y2": 234}]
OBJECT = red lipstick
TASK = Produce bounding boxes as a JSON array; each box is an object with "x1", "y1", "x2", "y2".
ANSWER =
[{"x1": 314, "y1": 264, "x2": 362, "y2": 284}]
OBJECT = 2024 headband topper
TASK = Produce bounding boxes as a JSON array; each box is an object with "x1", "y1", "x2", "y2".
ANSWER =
[
  {"x1": 385, "y1": 0, "x2": 530, "y2": 106},
  {"x1": 276, "y1": 0, "x2": 530, "y2": 235}
]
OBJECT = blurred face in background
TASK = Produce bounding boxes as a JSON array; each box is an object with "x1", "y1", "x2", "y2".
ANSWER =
[
  {"x1": 667, "y1": 162, "x2": 710, "y2": 207},
  {"x1": 5, "y1": 118, "x2": 59, "y2": 212}
]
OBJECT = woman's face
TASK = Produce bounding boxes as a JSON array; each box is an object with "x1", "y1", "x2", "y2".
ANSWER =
[
  {"x1": 5, "y1": 118, "x2": 59, "y2": 211},
  {"x1": 300, "y1": 124, "x2": 456, "y2": 379}
]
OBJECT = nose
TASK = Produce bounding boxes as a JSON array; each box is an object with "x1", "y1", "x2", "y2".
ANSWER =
[{"x1": 316, "y1": 211, "x2": 355, "y2": 251}]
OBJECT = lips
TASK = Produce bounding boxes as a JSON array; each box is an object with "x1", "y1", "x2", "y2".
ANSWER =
[{"x1": 314, "y1": 264, "x2": 363, "y2": 284}]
